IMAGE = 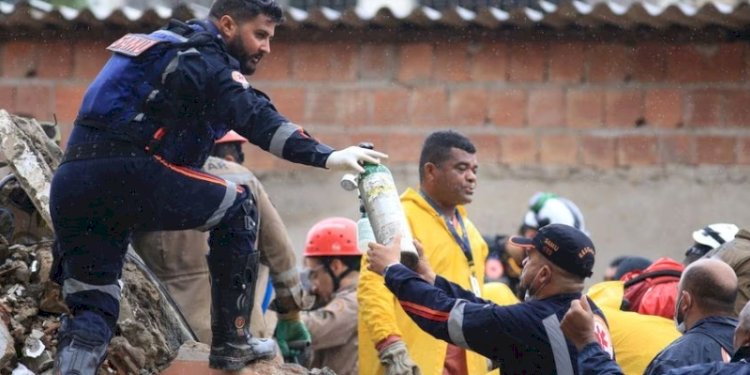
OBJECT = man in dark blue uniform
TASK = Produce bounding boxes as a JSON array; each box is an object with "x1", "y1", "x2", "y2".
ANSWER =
[
  {"x1": 49, "y1": 0, "x2": 386, "y2": 373},
  {"x1": 367, "y1": 224, "x2": 613, "y2": 375}
]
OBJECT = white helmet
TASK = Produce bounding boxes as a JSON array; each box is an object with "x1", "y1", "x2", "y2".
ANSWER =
[
  {"x1": 692, "y1": 223, "x2": 739, "y2": 249},
  {"x1": 523, "y1": 192, "x2": 587, "y2": 234}
]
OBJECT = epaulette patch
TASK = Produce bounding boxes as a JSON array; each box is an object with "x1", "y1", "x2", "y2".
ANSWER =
[{"x1": 107, "y1": 34, "x2": 162, "y2": 57}]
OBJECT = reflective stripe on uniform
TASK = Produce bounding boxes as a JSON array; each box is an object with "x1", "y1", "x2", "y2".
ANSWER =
[
  {"x1": 542, "y1": 313, "x2": 574, "y2": 375},
  {"x1": 198, "y1": 179, "x2": 238, "y2": 231},
  {"x1": 269, "y1": 122, "x2": 299, "y2": 158},
  {"x1": 447, "y1": 299, "x2": 470, "y2": 349},
  {"x1": 63, "y1": 278, "x2": 122, "y2": 302}
]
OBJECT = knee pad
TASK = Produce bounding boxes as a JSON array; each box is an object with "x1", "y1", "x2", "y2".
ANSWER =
[{"x1": 208, "y1": 187, "x2": 259, "y2": 260}]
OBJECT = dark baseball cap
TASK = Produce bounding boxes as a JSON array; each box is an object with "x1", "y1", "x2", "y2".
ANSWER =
[{"x1": 510, "y1": 223, "x2": 596, "y2": 278}]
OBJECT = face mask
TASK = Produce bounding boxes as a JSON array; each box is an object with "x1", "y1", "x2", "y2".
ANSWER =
[{"x1": 523, "y1": 269, "x2": 547, "y2": 302}]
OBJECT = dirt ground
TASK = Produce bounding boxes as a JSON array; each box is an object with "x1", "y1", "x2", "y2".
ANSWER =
[{"x1": 258, "y1": 164, "x2": 750, "y2": 282}]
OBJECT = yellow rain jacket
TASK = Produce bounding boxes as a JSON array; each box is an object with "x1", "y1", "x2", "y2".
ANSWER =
[
  {"x1": 587, "y1": 281, "x2": 682, "y2": 375},
  {"x1": 358, "y1": 187, "x2": 489, "y2": 375}
]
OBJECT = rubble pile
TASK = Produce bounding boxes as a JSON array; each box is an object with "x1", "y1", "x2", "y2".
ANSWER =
[{"x1": 0, "y1": 112, "x2": 336, "y2": 374}]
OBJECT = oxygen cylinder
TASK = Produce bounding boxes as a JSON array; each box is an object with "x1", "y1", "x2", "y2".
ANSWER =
[
  {"x1": 358, "y1": 162, "x2": 419, "y2": 270},
  {"x1": 357, "y1": 204, "x2": 376, "y2": 253}
]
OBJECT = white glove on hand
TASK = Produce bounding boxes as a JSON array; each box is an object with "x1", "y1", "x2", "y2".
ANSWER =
[
  {"x1": 378, "y1": 340, "x2": 421, "y2": 375},
  {"x1": 325, "y1": 146, "x2": 388, "y2": 173}
]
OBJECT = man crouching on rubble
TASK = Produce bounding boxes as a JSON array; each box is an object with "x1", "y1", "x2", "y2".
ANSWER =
[{"x1": 48, "y1": 0, "x2": 386, "y2": 373}]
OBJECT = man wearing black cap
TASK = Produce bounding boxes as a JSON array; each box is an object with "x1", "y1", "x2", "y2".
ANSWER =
[{"x1": 366, "y1": 223, "x2": 613, "y2": 375}]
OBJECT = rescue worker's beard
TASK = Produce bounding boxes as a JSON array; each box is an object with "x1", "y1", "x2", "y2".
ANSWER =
[
  {"x1": 226, "y1": 34, "x2": 261, "y2": 75},
  {"x1": 674, "y1": 293, "x2": 686, "y2": 333}
]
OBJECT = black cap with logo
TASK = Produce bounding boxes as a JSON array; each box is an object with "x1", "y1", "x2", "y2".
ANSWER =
[{"x1": 510, "y1": 223, "x2": 596, "y2": 278}]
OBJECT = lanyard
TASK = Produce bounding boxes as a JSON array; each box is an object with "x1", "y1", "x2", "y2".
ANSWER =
[{"x1": 419, "y1": 191, "x2": 474, "y2": 267}]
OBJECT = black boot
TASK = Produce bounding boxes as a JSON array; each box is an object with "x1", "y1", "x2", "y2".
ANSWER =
[
  {"x1": 53, "y1": 315, "x2": 108, "y2": 375},
  {"x1": 207, "y1": 250, "x2": 276, "y2": 370}
]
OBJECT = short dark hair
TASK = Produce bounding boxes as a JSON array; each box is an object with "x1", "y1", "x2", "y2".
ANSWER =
[
  {"x1": 209, "y1": 0, "x2": 285, "y2": 24},
  {"x1": 211, "y1": 143, "x2": 244, "y2": 164},
  {"x1": 683, "y1": 263, "x2": 737, "y2": 315},
  {"x1": 418, "y1": 130, "x2": 476, "y2": 182}
]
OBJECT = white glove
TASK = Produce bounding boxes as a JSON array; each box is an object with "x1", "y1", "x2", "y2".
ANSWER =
[
  {"x1": 325, "y1": 146, "x2": 388, "y2": 173},
  {"x1": 379, "y1": 340, "x2": 421, "y2": 375}
]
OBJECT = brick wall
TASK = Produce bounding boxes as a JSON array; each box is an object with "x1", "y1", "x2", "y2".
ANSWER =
[{"x1": 2, "y1": 32, "x2": 749, "y2": 171}]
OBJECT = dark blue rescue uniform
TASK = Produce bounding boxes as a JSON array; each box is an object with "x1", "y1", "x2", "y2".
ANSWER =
[
  {"x1": 578, "y1": 342, "x2": 750, "y2": 375},
  {"x1": 49, "y1": 18, "x2": 333, "y2": 371},
  {"x1": 384, "y1": 263, "x2": 611, "y2": 375}
]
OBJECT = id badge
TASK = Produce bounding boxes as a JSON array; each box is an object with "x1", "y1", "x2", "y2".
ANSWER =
[{"x1": 470, "y1": 275, "x2": 482, "y2": 298}]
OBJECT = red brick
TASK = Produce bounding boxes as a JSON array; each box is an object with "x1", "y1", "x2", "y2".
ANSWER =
[
  {"x1": 410, "y1": 87, "x2": 447, "y2": 126},
  {"x1": 305, "y1": 89, "x2": 339, "y2": 125},
  {"x1": 36, "y1": 41, "x2": 73, "y2": 79},
  {"x1": 252, "y1": 42, "x2": 291, "y2": 80},
  {"x1": 644, "y1": 89, "x2": 683, "y2": 128},
  {"x1": 739, "y1": 137, "x2": 750, "y2": 165},
  {"x1": 471, "y1": 133, "x2": 502, "y2": 164},
  {"x1": 566, "y1": 89, "x2": 604, "y2": 129},
  {"x1": 434, "y1": 42, "x2": 470, "y2": 82},
  {"x1": 509, "y1": 42, "x2": 546, "y2": 82},
  {"x1": 605, "y1": 90, "x2": 643, "y2": 127},
  {"x1": 667, "y1": 43, "x2": 744, "y2": 83},
  {"x1": 338, "y1": 89, "x2": 371, "y2": 127},
  {"x1": 292, "y1": 45, "x2": 329, "y2": 81},
  {"x1": 695, "y1": 136, "x2": 736, "y2": 165},
  {"x1": 500, "y1": 134, "x2": 536, "y2": 165},
  {"x1": 470, "y1": 42, "x2": 508, "y2": 81},
  {"x1": 685, "y1": 90, "x2": 723, "y2": 127},
  {"x1": 372, "y1": 87, "x2": 410, "y2": 126},
  {"x1": 488, "y1": 90, "x2": 526, "y2": 127},
  {"x1": 360, "y1": 44, "x2": 396, "y2": 80},
  {"x1": 398, "y1": 43, "x2": 433, "y2": 82},
  {"x1": 1, "y1": 41, "x2": 37, "y2": 78},
  {"x1": 660, "y1": 135, "x2": 694, "y2": 165},
  {"x1": 0, "y1": 85, "x2": 15, "y2": 112},
  {"x1": 540, "y1": 135, "x2": 578, "y2": 165},
  {"x1": 587, "y1": 44, "x2": 634, "y2": 83},
  {"x1": 328, "y1": 43, "x2": 357, "y2": 81},
  {"x1": 548, "y1": 42, "x2": 585, "y2": 83},
  {"x1": 633, "y1": 43, "x2": 667, "y2": 82},
  {"x1": 580, "y1": 136, "x2": 616, "y2": 169},
  {"x1": 724, "y1": 89, "x2": 750, "y2": 126},
  {"x1": 263, "y1": 87, "x2": 306, "y2": 123},
  {"x1": 53, "y1": 83, "x2": 87, "y2": 124},
  {"x1": 16, "y1": 84, "x2": 52, "y2": 120},
  {"x1": 449, "y1": 88, "x2": 488, "y2": 126},
  {"x1": 386, "y1": 132, "x2": 428, "y2": 164},
  {"x1": 73, "y1": 40, "x2": 111, "y2": 79},
  {"x1": 528, "y1": 88, "x2": 564, "y2": 127},
  {"x1": 617, "y1": 135, "x2": 659, "y2": 166}
]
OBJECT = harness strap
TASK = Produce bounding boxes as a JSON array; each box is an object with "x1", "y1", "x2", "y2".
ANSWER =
[{"x1": 61, "y1": 141, "x2": 148, "y2": 164}]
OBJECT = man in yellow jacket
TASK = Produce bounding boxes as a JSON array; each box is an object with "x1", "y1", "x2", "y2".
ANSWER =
[
  {"x1": 587, "y1": 280, "x2": 682, "y2": 374},
  {"x1": 359, "y1": 130, "x2": 489, "y2": 375}
]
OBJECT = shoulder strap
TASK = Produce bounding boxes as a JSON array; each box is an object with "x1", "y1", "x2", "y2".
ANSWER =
[{"x1": 623, "y1": 269, "x2": 683, "y2": 288}]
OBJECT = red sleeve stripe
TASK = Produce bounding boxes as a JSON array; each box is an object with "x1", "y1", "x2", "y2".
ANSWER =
[
  {"x1": 154, "y1": 155, "x2": 242, "y2": 193},
  {"x1": 399, "y1": 301, "x2": 450, "y2": 322}
]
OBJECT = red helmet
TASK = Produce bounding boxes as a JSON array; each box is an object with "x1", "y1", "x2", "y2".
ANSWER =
[
  {"x1": 215, "y1": 130, "x2": 247, "y2": 144},
  {"x1": 303, "y1": 217, "x2": 360, "y2": 257}
]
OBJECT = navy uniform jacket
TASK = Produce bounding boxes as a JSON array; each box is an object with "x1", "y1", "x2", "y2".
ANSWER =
[
  {"x1": 578, "y1": 342, "x2": 750, "y2": 375},
  {"x1": 384, "y1": 263, "x2": 611, "y2": 375},
  {"x1": 70, "y1": 19, "x2": 333, "y2": 168},
  {"x1": 645, "y1": 316, "x2": 737, "y2": 375}
]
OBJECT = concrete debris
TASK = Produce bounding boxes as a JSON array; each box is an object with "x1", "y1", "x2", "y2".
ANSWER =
[{"x1": 0, "y1": 115, "x2": 337, "y2": 374}]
